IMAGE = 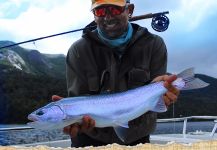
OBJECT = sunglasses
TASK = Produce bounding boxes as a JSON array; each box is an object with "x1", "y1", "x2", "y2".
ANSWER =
[{"x1": 93, "y1": 6, "x2": 126, "y2": 17}]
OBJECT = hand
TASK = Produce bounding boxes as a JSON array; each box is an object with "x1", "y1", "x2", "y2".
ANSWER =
[
  {"x1": 63, "y1": 115, "x2": 95, "y2": 137},
  {"x1": 52, "y1": 95, "x2": 64, "y2": 101},
  {"x1": 153, "y1": 75, "x2": 180, "y2": 107}
]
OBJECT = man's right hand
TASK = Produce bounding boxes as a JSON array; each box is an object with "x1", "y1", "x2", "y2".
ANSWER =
[{"x1": 51, "y1": 95, "x2": 96, "y2": 137}]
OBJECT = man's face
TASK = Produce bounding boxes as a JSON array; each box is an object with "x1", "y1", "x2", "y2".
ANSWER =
[{"x1": 93, "y1": 5, "x2": 129, "y2": 39}]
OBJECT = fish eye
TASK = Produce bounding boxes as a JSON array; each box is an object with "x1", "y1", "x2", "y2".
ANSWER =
[{"x1": 36, "y1": 110, "x2": 44, "y2": 116}]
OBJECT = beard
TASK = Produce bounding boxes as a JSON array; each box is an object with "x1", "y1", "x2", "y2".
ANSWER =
[{"x1": 100, "y1": 19, "x2": 128, "y2": 39}]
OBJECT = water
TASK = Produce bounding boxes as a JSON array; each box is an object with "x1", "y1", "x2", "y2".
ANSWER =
[
  {"x1": 0, "y1": 121, "x2": 215, "y2": 146},
  {"x1": 153, "y1": 121, "x2": 215, "y2": 134},
  {"x1": 0, "y1": 125, "x2": 70, "y2": 146}
]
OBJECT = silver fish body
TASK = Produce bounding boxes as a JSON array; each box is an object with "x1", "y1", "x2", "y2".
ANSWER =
[
  {"x1": 28, "y1": 81, "x2": 167, "y2": 128},
  {"x1": 27, "y1": 68, "x2": 209, "y2": 141}
]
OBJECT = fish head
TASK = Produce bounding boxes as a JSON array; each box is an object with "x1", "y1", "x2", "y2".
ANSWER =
[{"x1": 28, "y1": 104, "x2": 66, "y2": 122}]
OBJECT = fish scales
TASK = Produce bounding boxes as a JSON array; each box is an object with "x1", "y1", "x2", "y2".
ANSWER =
[{"x1": 27, "y1": 68, "x2": 209, "y2": 142}]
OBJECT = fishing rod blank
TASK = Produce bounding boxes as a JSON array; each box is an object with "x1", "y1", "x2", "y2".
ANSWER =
[{"x1": 0, "y1": 11, "x2": 169, "y2": 50}]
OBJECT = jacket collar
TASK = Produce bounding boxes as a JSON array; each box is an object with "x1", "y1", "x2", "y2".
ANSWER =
[{"x1": 82, "y1": 22, "x2": 150, "y2": 48}]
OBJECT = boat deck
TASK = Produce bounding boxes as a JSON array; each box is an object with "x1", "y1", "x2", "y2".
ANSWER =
[
  {"x1": 151, "y1": 132, "x2": 217, "y2": 144},
  {"x1": 1, "y1": 116, "x2": 216, "y2": 148}
]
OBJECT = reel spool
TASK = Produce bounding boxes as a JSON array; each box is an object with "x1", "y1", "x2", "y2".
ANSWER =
[{"x1": 151, "y1": 14, "x2": 170, "y2": 32}]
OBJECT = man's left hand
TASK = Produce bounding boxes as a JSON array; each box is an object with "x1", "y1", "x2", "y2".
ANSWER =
[{"x1": 153, "y1": 75, "x2": 180, "y2": 107}]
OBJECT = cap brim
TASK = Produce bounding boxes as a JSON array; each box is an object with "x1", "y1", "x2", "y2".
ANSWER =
[{"x1": 91, "y1": 1, "x2": 126, "y2": 10}]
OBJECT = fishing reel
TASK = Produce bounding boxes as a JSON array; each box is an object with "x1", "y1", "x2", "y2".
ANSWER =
[{"x1": 151, "y1": 13, "x2": 170, "y2": 32}]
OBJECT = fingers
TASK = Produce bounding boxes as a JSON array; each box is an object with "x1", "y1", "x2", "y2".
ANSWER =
[
  {"x1": 165, "y1": 75, "x2": 177, "y2": 85},
  {"x1": 152, "y1": 75, "x2": 168, "y2": 83},
  {"x1": 164, "y1": 91, "x2": 178, "y2": 106},
  {"x1": 163, "y1": 94, "x2": 171, "y2": 106},
  {"x1": 63, "y1": 116, "x2": 95, "y2": 138},
  {"x1": 52, "y1": 95, "x2": 64, "y2": 101},
  {"x1": 63, "y1": 124, "x2": 80, "y2": 137},
  {"x1": 70, "y1": 124, "x2": 80, "y2": 137},
  {"x1": 163, "y1": 75, "x2": 180, "y2": 97},
  {"x1": 163, "y1": 88, "x2": 179, "y2": 107},
  {"x1": 81, "y1": 115, "x2": 95, "y2": 132},
  {"x1": 162, "y1": 75, "x2": 179, "y2": 107},
  {"x1": 164, "y1": 82, "x2": 179, "y2": 95},
  {"x1": 152, "y1": 74, "x2": 177, "y2": 84},
  {"x1": 164, "y1": 81, "x2": 180, "y2": 97}
]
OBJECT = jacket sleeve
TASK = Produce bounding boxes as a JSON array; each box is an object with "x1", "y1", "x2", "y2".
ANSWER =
[
  {"x1": 66, "y1": 43, "x2": 89, "y2": 97},
  {"x1": 150, "y1": 35, "x2": 167, "y2": 78}
]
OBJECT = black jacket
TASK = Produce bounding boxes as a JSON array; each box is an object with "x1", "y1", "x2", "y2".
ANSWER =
[{"x1": 66, "y1": 23, "x2": 167, "y2": 144}]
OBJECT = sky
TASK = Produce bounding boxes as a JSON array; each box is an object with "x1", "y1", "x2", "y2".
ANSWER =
[{"x1": 0, "y1": 0, "x2": 217, "y2": 78}]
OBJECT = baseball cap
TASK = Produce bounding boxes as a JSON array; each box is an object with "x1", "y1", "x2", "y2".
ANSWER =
[{"x1": 91, "y1": 0, "x2": 128, "y2": 10}]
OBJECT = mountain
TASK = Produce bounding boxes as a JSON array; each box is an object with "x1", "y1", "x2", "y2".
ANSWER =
[
  {"x1": 0, "y1": 41, "x2": 67, "y2": 123},
  {"x1": 0, "y1": 41, "x2": 66, "y2": 79},
  {"x1": 0, "y1": 66, "x2": 67, "y2": 123},
  {"x1": 0, "y1": 65, "x2": 8, "y2": 123}
]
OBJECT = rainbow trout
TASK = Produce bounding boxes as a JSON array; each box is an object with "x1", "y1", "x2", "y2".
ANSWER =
[{"x1": 27, "y1": 68, "x2": 209, "y2": 141}]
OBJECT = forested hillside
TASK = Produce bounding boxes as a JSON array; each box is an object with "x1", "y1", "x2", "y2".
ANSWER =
[{"x1": 0, "y1": 64, "x2": 67, "y2": 123}]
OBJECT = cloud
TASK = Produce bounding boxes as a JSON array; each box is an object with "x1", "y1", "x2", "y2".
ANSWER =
[
  {"x1": 0, "y1": 0, "x2": 93, "y2": 54},
  {"x1": 0, "y1": 1, "x2": 13, "y2": 17},
  {"x1": 171, "y1": 0, "x2": 217, "y2": 31},
  {"x1": 0, "y1": 0, "x2": 30, "y2": 18},
  {"x1": 0, "y1": 0, "x2": 217, "y2": 77},
  {"x1": 167, "y1": 47, "x2": 217, "y2": 78}
]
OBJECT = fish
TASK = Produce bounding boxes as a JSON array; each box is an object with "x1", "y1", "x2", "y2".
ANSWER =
[{"x1": 27, "y1": 68, "x2": 209, "y2": 142}]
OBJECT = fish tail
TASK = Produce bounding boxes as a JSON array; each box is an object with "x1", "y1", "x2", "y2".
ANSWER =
[{"x1": 177, "y1": 68, "x2": 209, "y2": 90}]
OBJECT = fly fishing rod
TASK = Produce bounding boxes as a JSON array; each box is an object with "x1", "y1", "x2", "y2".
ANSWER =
[{"x1": 0, "y1": 11, "x2": 169, "y2": 50}]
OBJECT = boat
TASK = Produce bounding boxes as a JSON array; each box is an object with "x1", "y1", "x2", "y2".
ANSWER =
[
  {"x1": 0, "y1": 116, "x2": 217, "y2": 148},
  {"x1": 151, "y1": 116, "x2": 217, "y2": 144}
]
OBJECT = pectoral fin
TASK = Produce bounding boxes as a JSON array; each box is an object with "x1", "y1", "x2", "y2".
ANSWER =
[
  {"x1": 114, "y1": 126, "x2": 128, "y2": 142},
  {"x1": 114, "y1": 121, "x2": 129, "y2": 128}
]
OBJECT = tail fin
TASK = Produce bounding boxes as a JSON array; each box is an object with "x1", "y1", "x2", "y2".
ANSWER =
[{"x1": 177, "y1": 68, "x2": 209, "y2": 90}]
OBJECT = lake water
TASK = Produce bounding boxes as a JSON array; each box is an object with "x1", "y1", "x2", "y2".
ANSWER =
[{"x1": 0, "y1": 121, "x2": 215, "y2": 146}]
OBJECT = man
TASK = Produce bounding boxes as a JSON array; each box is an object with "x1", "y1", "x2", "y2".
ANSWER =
[{"x1": 57, "y1": 0, "x2": 179, "y2": 147}]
